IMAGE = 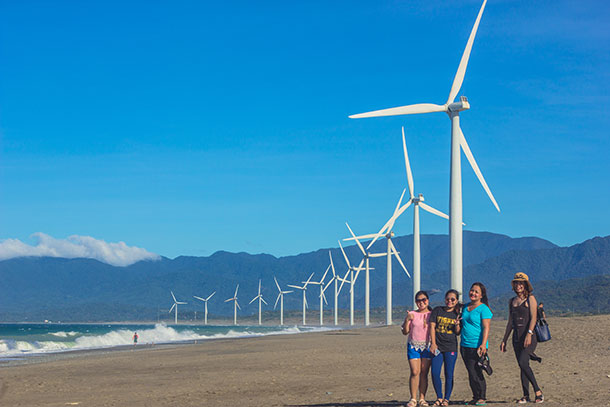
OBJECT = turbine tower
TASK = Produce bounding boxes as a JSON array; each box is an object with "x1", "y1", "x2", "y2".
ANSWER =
[
  {"x1": 169, "y1": 291, "x2": 187, "y2": 325},
  {"x1": 288, "y1": 273, "x2": 315, "y2": 325},
  {"x1": 322, "y1": 251, "x2": 341, "y2": 326},
  {"x1": 224, "y1": 284, "x2": 241, "y2": 325},
  {"x1": 344, "y1": 222, "x2": 383, "y2": 326},
  {"x1": 249, "y1": 280, "x2": 268, "y2": 325},
  {"x1": 307, "y1": 265, "x2": 331, "y2": 326},
  {"x1": 349, "y1": 0, "x2": 500, "y2": 299},
  {"x1": 273, "y1": 277, "x2": 293, "y2": 326},
  {"x1": 193, "y1": 291, "x2": 216, "y2": 325}
]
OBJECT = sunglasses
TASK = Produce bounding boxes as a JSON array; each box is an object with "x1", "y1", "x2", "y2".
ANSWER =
[
  {"x1": 445, "y1": 297, "x2": 457, "y2": 302},
  {"x1": 415, "y1": 298, "x2": 428, "y2": 303}
]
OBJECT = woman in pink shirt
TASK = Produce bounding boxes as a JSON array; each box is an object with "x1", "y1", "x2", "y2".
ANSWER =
[{"x1": 402, "y1": 290, "x2": 434, "y2": 407}]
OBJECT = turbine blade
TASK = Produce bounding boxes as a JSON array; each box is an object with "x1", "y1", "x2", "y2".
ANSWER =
[
  {"x1": 224, "y1": 298, "x2": 233, "y2": 303},
  {"x1": 369, "y1": 252, "x2": 387, "y2": 258},
  {"x1": 320, "y1": 264, "x2": 331, "y2": 284},
  {"x1": 351, "y1": 259, "x2": 366, "y2": 290},
  {"x1": 458, "y1": 125, "x2": 500, "y2": 212},
  {"x1": 287, "y1": 285, "x2": 301, "y2": 289},
  {"x1": 304, "y1": 272, "x2": 315, "y2": 286},
  {"x1": 261, "y1": 297, "x2": 268, "y2": 305},
  {"x1": 338, "y1": 240, "x2": 351, "y2": 269},
  {"x1": 366, "y1": 189, "x2": 406, "y2": 250},
  {"x1": 346, "y1": 222, "x2": 366, "y2": 256},
  {"x1": 234, "y1": 284, "x2": 239, "y2": 297},
  {"x1": 390, "y1": 240, "x2": 411, "y2": 278},
  {"x1": 419, "y1": 202, "x2": 449, "y2": 220},
  {"x1": 249, "y1": 296, "x2": 258, "y2": 305},
  {"x1": 329, "y1": 251, "x2": 336, "y2": 277},
  {"x1": 283, "y1": 290, "x2": 294, "y2": 294},
  {"x1": 206, "y1": 291, "x2": 216, "y2": 301},
  {"x1": 274, "y1": 276, "x2": 281, "y2": 292},
  {"x1": 258, "y1": 279, "x2": 262, "y2": 295},
  {"x1": 171, "y1": 291, "x2": 177, "y2": 302},
  {"x1": 446, "y1": 0, "x2": 488, "y2": 104},
  {"x1": 402, "y1": 127, "x2": 415, "y2": 199},
  {"x1": 344, "y1": 233, "x2": 383, "y2": 241},
  {"x1": 274, "y1": 293, "x2": 281, "y2": 309},
  {"x1": 236, "y1": 301, "x2": 241, "y2": 310},
  {"x1": 304, "y1": 296, "x2": 308, "y2": 309},
  {"x1": 321, "y1": 290, "x2": 328, "y2": 305},
  {"x1": 350, "y1": 103, "x2": 446, "y2": 119},
  {"x1": 337, "y1": 269, "x2": 350, "y2": 295},
  {"x1": 169, "y1": 304, "x2": 175, "y2": 313},
  {"x1": 177, "y1": 301, "x2": 187, "y2": 305},
  {"x1": 193, "y1": 296, "x2": 205, "y2": 301}
]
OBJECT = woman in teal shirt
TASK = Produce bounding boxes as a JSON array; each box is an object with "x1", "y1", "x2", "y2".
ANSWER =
[{"x1": 460, "y1": 282, "x2": 493, "y2": 406}]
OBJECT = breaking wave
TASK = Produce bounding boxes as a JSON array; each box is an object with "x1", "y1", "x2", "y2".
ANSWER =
[{"x1": 0, "y1": 324, "x2": 334, "y2": 358}]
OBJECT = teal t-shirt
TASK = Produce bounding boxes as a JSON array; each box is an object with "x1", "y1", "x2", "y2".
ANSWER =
[{"x1": 460, "y1": 303, "x2": 493, "y2": 348}]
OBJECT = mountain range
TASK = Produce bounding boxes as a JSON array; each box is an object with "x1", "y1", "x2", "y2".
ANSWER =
[{"x1": 1, "y1": 231, "x2": 608, "y2": 322}]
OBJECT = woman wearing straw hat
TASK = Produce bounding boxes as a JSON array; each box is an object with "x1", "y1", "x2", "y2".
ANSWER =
[{"x1": 500, "y1": 272, "x2": 544, "y2": 404}]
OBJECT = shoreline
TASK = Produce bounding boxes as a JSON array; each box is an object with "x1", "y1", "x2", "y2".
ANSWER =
[{"x1": 0, "y1": 315, "x2": 608, "y2": 406}]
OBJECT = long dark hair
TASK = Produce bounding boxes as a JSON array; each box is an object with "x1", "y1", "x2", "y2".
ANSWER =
[
  {"x1": 471, "y1": 282, "x2": 490, "y2": 308},
  {"x1": 445, "y1": 289, "x2": 462, "y2": 314},
  {"x1": 415, "y1": 290, "x2": 433, "y2": 311}
]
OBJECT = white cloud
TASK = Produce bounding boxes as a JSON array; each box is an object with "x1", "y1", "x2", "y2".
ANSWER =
[{"x1": 0, "y1": 233, "x2": 160, "y2": 267}]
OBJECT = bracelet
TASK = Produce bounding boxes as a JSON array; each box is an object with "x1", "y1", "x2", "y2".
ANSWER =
[{"x1": 527, "y1": 330, "x2": 533, "y2": 334}]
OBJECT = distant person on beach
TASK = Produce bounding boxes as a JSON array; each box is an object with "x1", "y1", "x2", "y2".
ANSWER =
[
  {"x1": 402, "y1": 290, "x2": 433, "y2": 407},
  {"x1": 133, "y1": 332, "x2": 138, "y2": 346},
  {"x1": 460, "y1": 282, "x2": 492, "y2": 406},
  {"x1": 500, "y1": 273, "x2": 544, "y2": 404},
  {"x1": 429, "y1": 289, "x2": 462, "y2": 406}
]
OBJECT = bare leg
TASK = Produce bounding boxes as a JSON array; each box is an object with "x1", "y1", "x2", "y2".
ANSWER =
[
  {"x1": 409, "y1": 358, "x2": 422, "y2": 401},
  {"x1": 419, "y1": 358, "x2": 431, "y2": 401}
]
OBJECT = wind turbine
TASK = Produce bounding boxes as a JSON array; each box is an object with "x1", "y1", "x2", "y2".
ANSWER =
[
  {"x1": 249, "y1": 280, "x2": 268, "y2": 325},
  {"x1": 224, "y1": 284, "x2": 240, "y2": 325},
  {"x1": 344, "y1": 223, "x2": 386, "y2": 326},
  {"x1": 322, "y1": 251, "x2": 341, "y2": 326},
  {"x1": 193, "y1": 291, "x2": 216, "y2": 325},
  {"x1": 273, "y1": 277, "x2": 293, "y2": 326},
  {"x1": 399, "y1": 127, "x2": 452, "y2": 308},
  {"x1": 349, "y1": 0, "x2": 500, "y2": 299},
  {"x1": 169, "y1": 291, "x2": 187, "y2": 324},
  {"x1": 337, "y1": 241, "x2": 365, "y2": 326},
  {"x1": 288, "y1": 273, "x2": 315, "y2": 325},
  {"x1": 307, "y1": 265, "x2": 331, "y2": 326},
  {"x1": 345, "y1": 190, "x2": 411, "y2": 325}
]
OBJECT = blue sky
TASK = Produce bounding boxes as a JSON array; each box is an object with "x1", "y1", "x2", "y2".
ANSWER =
[{"x1": 1, "y1": 0, "x2": 609, "y2": 259}]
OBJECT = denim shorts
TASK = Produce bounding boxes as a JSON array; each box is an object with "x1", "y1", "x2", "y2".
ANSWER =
[{"x1": 407, "y1": 344, "x2": 434, "y2": 360}]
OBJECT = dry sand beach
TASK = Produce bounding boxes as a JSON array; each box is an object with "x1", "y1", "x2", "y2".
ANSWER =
[{"x1": 1, "y1": 315, "x2": 609, "y2": 406}]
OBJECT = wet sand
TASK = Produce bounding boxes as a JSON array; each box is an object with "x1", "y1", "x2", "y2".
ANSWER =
[{"x1": 1, "y1": 314, "x2": 609, "y2": 406}]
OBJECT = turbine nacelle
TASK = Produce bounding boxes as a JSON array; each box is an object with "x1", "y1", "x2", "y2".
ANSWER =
[{"x1": 447, "y1": 96, "x2": 470, "y2": 113}]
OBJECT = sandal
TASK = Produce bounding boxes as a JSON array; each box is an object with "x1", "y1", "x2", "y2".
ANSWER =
[
  {"x1": 433, "y1": 399, "x2": 443, "y2": 406},
  {"x1": 517, "y1": 397, "x2": 530, "y2": 404},
  {"x1": 475, "y1": 401, "x2": 487, "y2": 406},
  {"x1": 408, "y1": 399, "x2": 418, "y2": 407},
  {"x1": 419, "y1": 400, "x2": 430, "y2": 407},
  {"x1": 442, "y1": 400, "x2": 450, "y2": 406},
  {"x1": 535, "y1": 393, "x2": 544, "y2": 404}
]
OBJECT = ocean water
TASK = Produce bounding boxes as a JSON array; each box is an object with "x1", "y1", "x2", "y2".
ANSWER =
[{"x1": 0, "y1": 323, "x2": 334, "y2": 359}]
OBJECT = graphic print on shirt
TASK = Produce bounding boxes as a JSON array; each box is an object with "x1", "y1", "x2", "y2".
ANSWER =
[{"x1": 435, "y1": 315, "x2": 457, "y2": 334}]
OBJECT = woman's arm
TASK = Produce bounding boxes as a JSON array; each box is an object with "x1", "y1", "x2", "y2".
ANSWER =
[
  {"x1": 478, "y1": 318, "x2": 491, "y2": 356},
  {"x1": 429, "y1": 321, "x2": 438, "y2": 353},
  {"x1": 524, "y1": 295, "x2": 538, "y2": 348},
  {"x1": 500, "y1": 305, "x2": 513, "y2": 352},
  {"x1": 401, "y1": 312, "x2": 413, "y2": 336}
]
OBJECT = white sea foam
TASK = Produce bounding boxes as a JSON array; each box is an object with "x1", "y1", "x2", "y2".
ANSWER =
[{"x1": 0, "y1": 324, "x2": 336, "y2": 358}]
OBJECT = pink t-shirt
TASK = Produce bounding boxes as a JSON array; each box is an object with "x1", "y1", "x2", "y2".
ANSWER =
[{"x1": 407, "y1": 310, "x2": 431, "y2": 350}]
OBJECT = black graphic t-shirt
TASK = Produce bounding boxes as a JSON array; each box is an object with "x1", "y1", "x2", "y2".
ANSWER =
[{"x1": 431, "y1": 306, "x2": 459, "y2": 353}]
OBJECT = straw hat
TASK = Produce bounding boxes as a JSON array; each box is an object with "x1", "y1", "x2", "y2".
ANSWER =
[{"x1": 512, "y1": 272, "x2": 533, "y2": 292}]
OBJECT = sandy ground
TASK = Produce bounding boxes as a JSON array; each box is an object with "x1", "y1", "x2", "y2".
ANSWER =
[{"x1": 1, "y1": 315, "x2": 609, "y2": 407}]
